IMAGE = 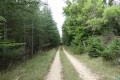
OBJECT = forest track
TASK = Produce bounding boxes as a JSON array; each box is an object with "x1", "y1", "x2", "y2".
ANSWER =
[
  {"x1": 45, "y1": 47, "x2": 62, "y2": 80},
  {"x1": 63, "y1": 47, "x2": 99, "y2": 80}
]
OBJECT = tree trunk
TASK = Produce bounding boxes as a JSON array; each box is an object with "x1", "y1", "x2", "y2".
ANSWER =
[
  {"x1": 3, "y1": 0, "x2": 7, "y2": 54},
  {"x1": 31, "y1": 20, "x2": 34, "y2": 56},
  {"x1": 23, "y1": 19, "x2": 26, "y2": 60},
  {"x1": 82, "y1": 41, "x2": 86, "y2": 49}
]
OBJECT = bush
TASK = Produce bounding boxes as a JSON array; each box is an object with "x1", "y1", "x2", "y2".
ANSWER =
[
  {"x1": 70, "y1": 34, "x2": 85, "y2": 54},
  {"x1": 102, "y1": 37, "x2": 120, "y2": 60},
  {"x1": 86, "y1": 36, "x2": 104, "y2": 57},
  {"x1": 71, "y1": 42, "x2": 84, "y2": 54}
]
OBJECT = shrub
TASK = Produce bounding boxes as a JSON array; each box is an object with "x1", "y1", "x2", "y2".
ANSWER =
[
  {"x1": 86, "y1": 36, "x2": 104, "y2": 57},
  {"x1": 70, "y1": 34, "x2": 85, "y2": 54},
  {"x1": 71, "y1": 42, "x2": 84, "y2": 54},
  {"x1": 102, "y1": 37, "x2": 120, "y2": 60}
]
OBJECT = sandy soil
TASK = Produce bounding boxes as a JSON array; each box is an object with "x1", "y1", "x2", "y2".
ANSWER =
[
  {"x1": 63, "y1": 47, "x2": 99, "y2": 80},
  {"x1": 45, "y1": 47, "x2": 62, "y2": 80}
]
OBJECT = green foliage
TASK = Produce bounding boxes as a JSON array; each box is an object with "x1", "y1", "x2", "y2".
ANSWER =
[
  {"x1": 70, "y1": 33, "x2": 86, "y2": 54},
  {"x1": 86, "y1": 18, "x2": 104, "y2": 31},
  {"x1": 102, "y1": 37, "x2": 120, "y2": 60},
  {"x1": 62, "y1": 23, "x2": 72, "y2": 46},
  {"x1": 3, "y1": 48, "x2": 24, "y2": 57},
  {"x1": 103, "y1": 5, "x2": 120, "y2": 31},
  {"x1": 103, "y1": 6, "x2": 120, "y2": 20},
  {"x1": 71, "y1": 42, "x2": 84, "y2": 54},
  {"x1": 62, "y1": 0, "x2": 120, "y2": 61},
  {"x1": 0, "y1": 16, "x2": 6, "y2": 25},
  {"x1": 0, "y1": 0, "x2": 60, "y2": 70},
  {"x1": 0, "y1": 43, "x2": 25, "y2": 47},
  {"x1": 86, "y1": 36, "x2": 104, "y2": 57},
  {"x1": 0, "y1": 16, "x2": 6, "y2": 22},
  {"x1": 68, "y1": 3, "x2": 78, "y2": 16}
]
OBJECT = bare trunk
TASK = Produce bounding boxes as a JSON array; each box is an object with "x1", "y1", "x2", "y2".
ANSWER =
[{"x1": 82, "y1": 41, "x2": 86, "y2": 49}]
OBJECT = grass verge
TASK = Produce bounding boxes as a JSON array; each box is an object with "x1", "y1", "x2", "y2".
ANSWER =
[
  {"x1": 60, "y1": 48, "x2": 82, "y2": 80},
  {"x1": 0, "y1": 48, "x2": 57, "y2": 80},
  {"x1": 64, "y1": 46, "x2": 120, "y2": 80}
]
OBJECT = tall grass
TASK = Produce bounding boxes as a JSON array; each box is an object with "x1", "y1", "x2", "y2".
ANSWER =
[{"x1": 0, "y1": 48, "x2": 57, "y2": 80}]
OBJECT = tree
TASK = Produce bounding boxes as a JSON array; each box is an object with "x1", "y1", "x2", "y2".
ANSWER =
[{"x1": 0, "y1": 0, "x2": 60, "y2": 70}]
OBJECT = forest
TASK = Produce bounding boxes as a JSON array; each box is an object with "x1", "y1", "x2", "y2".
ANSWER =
[
  {"x1": 0, "y1": 0, "x2": 120, "y2": 80},
  {"x1": 0, "y1": 0, "x2": 60, "y2": 70},
  {"x1": 62, "y1": 0, "x2": 120, "y2": 63}
]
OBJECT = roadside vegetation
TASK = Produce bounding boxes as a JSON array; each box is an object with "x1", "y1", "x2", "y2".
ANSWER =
[
  {"x1": 0, "y1": 48, "x2": 57, "y2": 80},
  {"x1": 64, "y1": 46, "x2": 120, "y2": 80},
  {"x1": 62, "y1": 0, "x2": 120, "y2": 63},
  {"x1": 74, "y1": 54, "x2": 120, "y2": 80},
  {"x1": 60, "y1": 48, "x2": 81, "y2": 80}
]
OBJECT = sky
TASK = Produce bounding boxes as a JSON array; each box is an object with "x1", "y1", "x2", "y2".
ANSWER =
[
  {"x1": 47, "y1": 0, "x2": 66, "y2": 37},
  {"x1": 42, "y1": 0, "x2": 66, "y2": 37}
]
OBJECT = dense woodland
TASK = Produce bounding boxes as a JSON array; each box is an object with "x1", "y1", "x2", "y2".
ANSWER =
[
  {"x1": 62, "y1": 0, "x2": 120, "y2": 63},
  {"x1": 0, "y1": 0, "x2": 60, "y2": 70}
]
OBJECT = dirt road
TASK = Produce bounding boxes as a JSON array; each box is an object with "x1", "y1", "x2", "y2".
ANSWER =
[
  {"x1": 45, "y1": 47, "x2": 62, "y2": 80},
  {"x1": 63, "y1": 47, "x2": 99, "y2": 80},
  {"x1": 45, "y1": 47, "x2": 99, "y2": 80}
]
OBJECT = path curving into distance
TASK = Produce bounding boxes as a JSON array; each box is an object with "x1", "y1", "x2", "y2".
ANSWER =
[
  {"x1": 63, "y1": 47, "x2": 99, "y2": 80},
  {"x1": 45, "y1": 47, "x2": 62, "y2": 80}
]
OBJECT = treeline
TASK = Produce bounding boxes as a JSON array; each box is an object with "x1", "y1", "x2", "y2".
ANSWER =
[
  {"x1": 0, "y1": 0, "x2": 60, "y2": 70},
  {"x1": 62, "y1": 0, "x2": 120, "y2": 63}
]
